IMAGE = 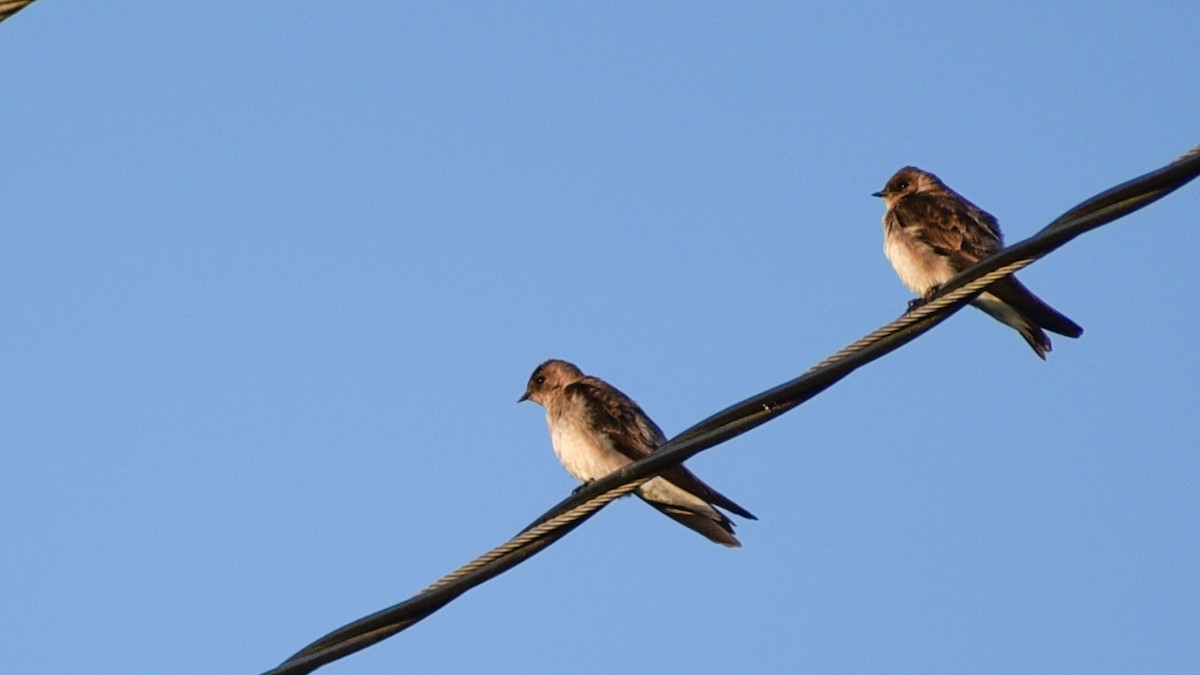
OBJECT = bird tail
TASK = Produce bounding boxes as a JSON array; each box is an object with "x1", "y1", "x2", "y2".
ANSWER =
[
  {"x1": 986, "y1": 277, "x2": 1084, "y2": 338},
  {"x1": 659, "y1": 465, "x2": 757, "y2": 520},
  {"x1": 972, "y1": 294, "x2": 1053, "y2": 359},
  {"x1": 691, "y1": 484, "x2": 757, "y2": 521},
  {"x1": 644, "y1": 500, "x2": 741, "y2": 548}
]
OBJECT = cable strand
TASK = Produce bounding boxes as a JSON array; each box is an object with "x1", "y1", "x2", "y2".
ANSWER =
[{"x1": 264, "y1": 143, "x2": 1200, "y2": 675}]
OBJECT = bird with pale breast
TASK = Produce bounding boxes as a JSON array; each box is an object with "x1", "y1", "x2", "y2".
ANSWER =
[
  {"x1": 873, "y1": 166, "x2": 1083, "y2": 358},
  {"x1": 519, "y1": 359, "x2": 755, "y2": 547}
]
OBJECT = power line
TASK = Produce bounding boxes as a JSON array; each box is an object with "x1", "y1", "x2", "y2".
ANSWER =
[
  {"x1": 264, "y1": 144, "x2": 1200, "y2": 675},
  {"x1": 0, "y1": 0, "x2": 36, "y2": 24}
]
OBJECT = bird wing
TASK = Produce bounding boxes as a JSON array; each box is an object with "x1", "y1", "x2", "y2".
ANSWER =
[
  {"x1": 895, "y1": 194, "x2": 1002, "y2": 271},
  {"x1": 985, "y1": 275, "x2": 1084, "y2": 338},
  {"x1": 569, "y1": 379, "x2": 756, "y2": 519}
]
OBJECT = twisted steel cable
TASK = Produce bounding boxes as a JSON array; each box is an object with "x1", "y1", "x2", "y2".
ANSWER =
[
  {"x1": 0, "y1": 0, "x2": 36, "y2": 24},
  {"x1": 266, "y1": 143, "x2": 1200, "y2": 675}
]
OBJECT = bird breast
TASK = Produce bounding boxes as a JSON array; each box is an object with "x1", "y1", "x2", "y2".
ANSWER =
[
  {"x1": 883, "y1": 225, "x2": 956, "y2": 295},
  {"x1": 547, "y1": 409, "x2": 630, "y2": 482}
]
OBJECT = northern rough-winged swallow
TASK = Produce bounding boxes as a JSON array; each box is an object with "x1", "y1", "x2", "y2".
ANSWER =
[
  {"x1": 873, "y1": 166, "x2": 1083, "y2": 358},
  {"x1": 519, "y1": 359, "x2": 755, "y2": 547}
]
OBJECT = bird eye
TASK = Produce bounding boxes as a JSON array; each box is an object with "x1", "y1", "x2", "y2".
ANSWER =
[
  {"x1": 535, "y1": 376, "x2": 545, "y2": 386},
  {"x1": 896, "y1": 180, "x2": 909, "y2": 191}
]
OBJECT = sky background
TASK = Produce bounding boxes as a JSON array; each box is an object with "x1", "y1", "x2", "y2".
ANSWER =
[{"x1": 3, "y1": 3, "x2": 1199, "y2": 674}]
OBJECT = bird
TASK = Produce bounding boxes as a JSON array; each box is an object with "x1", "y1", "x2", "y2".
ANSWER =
[
  {"x1": 519, "y1": 359, "x2": 755, "y2": 547},
  {"x1": 873, "y1": 166, "x2": 1083, "y2": 358}
]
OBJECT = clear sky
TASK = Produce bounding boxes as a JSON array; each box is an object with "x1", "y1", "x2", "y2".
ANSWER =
[{"x1": 3, "y1": 3, "x2": 1198, "y2": 674}]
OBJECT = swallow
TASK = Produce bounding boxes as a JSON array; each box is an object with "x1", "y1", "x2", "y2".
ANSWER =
[
  {"x1": 519, "y1": 359, "x2": 755, "y2": 547},
  {"x1": 873, "y1": 166, "x2": 1083, "y2": 358}
]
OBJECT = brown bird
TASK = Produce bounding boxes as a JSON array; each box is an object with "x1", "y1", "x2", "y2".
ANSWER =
[
  {"x1": 519, "y1": 359, "x2": 755, "y2": 547},
  {"x1": 873, "y1": 166, "x2": 1083, "y2": 358}
]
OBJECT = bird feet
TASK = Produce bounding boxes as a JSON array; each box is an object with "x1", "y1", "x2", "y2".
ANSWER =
[{"x1": 906, "y1": 285, "x2": 942, "y2": 313}]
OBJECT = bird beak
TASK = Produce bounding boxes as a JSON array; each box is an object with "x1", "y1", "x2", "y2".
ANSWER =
[
  {"x1": 517, "y1": 391, "x2": 530, "y2": 403},
  {"x1": 871, "y1": 190, "x2": 886, "y2": 198}
]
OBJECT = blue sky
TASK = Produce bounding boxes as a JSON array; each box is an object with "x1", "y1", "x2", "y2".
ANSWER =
[{"x1": 3, "y1": 3, "x2": 1198, "y2": 674}]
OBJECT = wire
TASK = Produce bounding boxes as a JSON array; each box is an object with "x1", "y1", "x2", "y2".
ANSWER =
[
  {"x1": 264, "y1": 143, "x2": 1200, "y2": 675},
  {"x1": 0, "y1": 0, "x2": 36, "y2": 24}
]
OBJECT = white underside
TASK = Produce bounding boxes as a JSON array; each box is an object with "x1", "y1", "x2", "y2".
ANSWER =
[
  {"x1": 548, "y1": 410, "x2": 627, "y2": 482},
  {"x1": 884, "y1": 228, "x2": 1017, "y2": 319},
  {"x1": 883, "y1": 229, "x2": 956, "y2": 295},
  {"x1": 972, "y1": 292, "x2": 1027, "y2": 331},
  {"x1": 547, "y1": 409, "x2": 720, "y2": 517}
]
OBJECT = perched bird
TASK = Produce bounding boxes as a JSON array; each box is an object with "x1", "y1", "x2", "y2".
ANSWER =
[
  {"x1": 519, "y1": 359, "x2": 755, "y2": 547},
  {"x1": 873, "y1": 166, "x2": 1083, "y2": 358}
]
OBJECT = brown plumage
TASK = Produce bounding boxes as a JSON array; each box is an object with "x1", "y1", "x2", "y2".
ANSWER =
[
  {"x1": 520, "y1": 359, "x2": 755, "y2": 547},
  {"x1": 873, "y1": 166, "x2": 1083, "y2": 358}
]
